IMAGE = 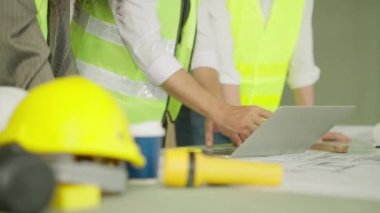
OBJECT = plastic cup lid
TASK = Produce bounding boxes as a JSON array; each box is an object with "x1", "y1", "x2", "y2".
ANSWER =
[{"x1": 129, "y1": 121, "x2": 165, "y2": 137}]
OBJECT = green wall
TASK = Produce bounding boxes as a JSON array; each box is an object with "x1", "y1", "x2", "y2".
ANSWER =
[{"x1": 281, "y1": 0, "x2": 380, "y2": 124}]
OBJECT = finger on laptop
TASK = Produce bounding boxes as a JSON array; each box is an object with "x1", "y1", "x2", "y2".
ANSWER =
[
  {"x1": 322, "y1": 131, "x2": 351, "y2": 143},
  {"x1": 253, "y1": 117, "x2": 266, "y2": 126},
  {"x1": 205, "y1": 119, "x2": 214, "y2": 146},
  {"x1": 230, "y1": 133, "x2": 242, "y2": 146},
  {"x1": 255, "y1": 106, "x2": 272, "y2": 118}
]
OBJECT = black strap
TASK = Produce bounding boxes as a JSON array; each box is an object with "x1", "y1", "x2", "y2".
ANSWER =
[
  {"x1": 176, "y1": 0, "x2": 191, "y2": 45},
  {"x1": 186, "y1": 151, "x2": 196, "y2": 187}
]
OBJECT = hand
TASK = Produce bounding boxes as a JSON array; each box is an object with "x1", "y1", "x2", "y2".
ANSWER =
[
  {"x1": 204, "y1": 119, "x2": 240, "y2": 147},
  {"x1": 212, "y1": 105, "x2": 271, "y2": 146},
  {"x1": 321, "y1": 131, "x2": 351, "y2": 143}
]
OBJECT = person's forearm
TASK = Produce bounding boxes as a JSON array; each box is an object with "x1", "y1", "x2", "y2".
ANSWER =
[
  {"x1": 162, "y1": 69, "x2": 226, "y2": 119},
  {"x1": 221, "y1": 84, "x2": 240, "y2": 106},
  {"x1": 191, "y1": 67, "x2": 223, "y2": 145},
  {"x1": 192, "y1": 67, "x2": 222, "y2": 99},
  {"x1": 293, "y1": 85, "x2": 314, "y2": 106}
]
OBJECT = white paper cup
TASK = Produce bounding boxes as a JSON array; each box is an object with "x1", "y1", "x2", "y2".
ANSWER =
[{"x1": 127, "y1": 121, "x2": 165, "y2": 183}]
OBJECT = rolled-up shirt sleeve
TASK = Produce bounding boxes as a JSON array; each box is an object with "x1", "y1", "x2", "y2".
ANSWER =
[
  {"x1": 208, "y1": 0, "x2": 240, "y2": 85},
  {"x1": 287, "y1": 0, "x2": 320, "y2": 89},
  {"x1": 191, "y1": 0, "x2": 219, "y2": 71},
  {"x1": 108, "y1": 0, "x2": 182, "y2": 85}
]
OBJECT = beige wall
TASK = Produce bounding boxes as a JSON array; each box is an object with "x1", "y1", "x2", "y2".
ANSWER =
[{"x1": 281, "y1": 0, "x2": 380, "y2": 125}]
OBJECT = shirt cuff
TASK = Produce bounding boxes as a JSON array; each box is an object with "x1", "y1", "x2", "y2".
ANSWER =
[
  {"x1": 146, "y1": 54, "x2": 183, "y2": 85},
  {"x1": 219, "y1": 69, "x2": 240, "y2": 85},
  {"x1": 191, "y1": 50, "x2": 219, "y2": 71},
  {"x1": 287, "y1": 66, "x2": 321, "y2": 89}
]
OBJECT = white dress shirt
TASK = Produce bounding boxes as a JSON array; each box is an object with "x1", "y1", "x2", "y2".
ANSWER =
[
  {"x1": 190, "y1": 0, "x2": 220, "y2": 72},
  {"x1": 109, "y1": 0, "x2": 319, "y2": 89},
  {"x1": 109, "y1": 0, "x2": 221, "y2": 86},
  {"x1": 206, "y1": 0, "x2": 240, "y2": 85}
]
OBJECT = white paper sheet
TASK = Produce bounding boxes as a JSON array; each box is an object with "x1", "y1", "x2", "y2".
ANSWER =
[
  {"x1": 246, "y1": 150, "x2": 380, "y2": 200},
  {"x1": 245, "y1": 126, "x2": 380, "y2": 201}
]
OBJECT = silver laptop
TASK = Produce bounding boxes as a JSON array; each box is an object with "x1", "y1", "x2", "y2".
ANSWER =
[{"x1": 202, "y1": 106, "x2": 355, "y2": 158}]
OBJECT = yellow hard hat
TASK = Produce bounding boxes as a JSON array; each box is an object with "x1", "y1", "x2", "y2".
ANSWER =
[{"x1": 0, "y1": 77, "x2": 145, "y2": 167}]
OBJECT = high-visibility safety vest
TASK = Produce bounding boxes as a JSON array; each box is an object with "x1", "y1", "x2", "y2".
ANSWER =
[
  {"x1": 228, "y1": 0, "x2": 305, "y2": 112},
  {"x1": 35, "y1": 0, "x2": 48, "y2": 41},
  {"x1": 71, "y1": 0, "x2": 198, "y2": 124}
]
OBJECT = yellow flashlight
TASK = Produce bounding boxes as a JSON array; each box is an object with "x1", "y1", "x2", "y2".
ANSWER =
[{"x1": 163, "y1": 148, "x2": 283, "y2": 187}]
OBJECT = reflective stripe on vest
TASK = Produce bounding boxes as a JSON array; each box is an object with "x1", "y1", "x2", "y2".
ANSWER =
[
  {"x1": 35, "y1": 0, "x2": 48, "y2": 40},
  {"x1": 76, "y1": 60, "x2": 167, "y2": 100},
  {"x1": 71, "y1": 0, "x2": 198, "y2": 123},
  {"x1": 228, "y1": 0, "x2": 305, "y2": 112}
]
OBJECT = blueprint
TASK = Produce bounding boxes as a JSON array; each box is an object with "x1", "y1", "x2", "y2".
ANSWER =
[{"x1": 245, "y1": 126, "x2": 380, "y2": 201}]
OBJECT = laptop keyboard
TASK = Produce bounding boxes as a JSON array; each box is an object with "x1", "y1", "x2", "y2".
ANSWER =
[{"x1": 202, "y1": 146, "x2": 236, "y2": 158}]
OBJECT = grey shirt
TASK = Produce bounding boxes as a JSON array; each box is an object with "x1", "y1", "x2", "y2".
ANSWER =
[{"x1": 0, "y1": 0, "x2": 77, "y2": 89}]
